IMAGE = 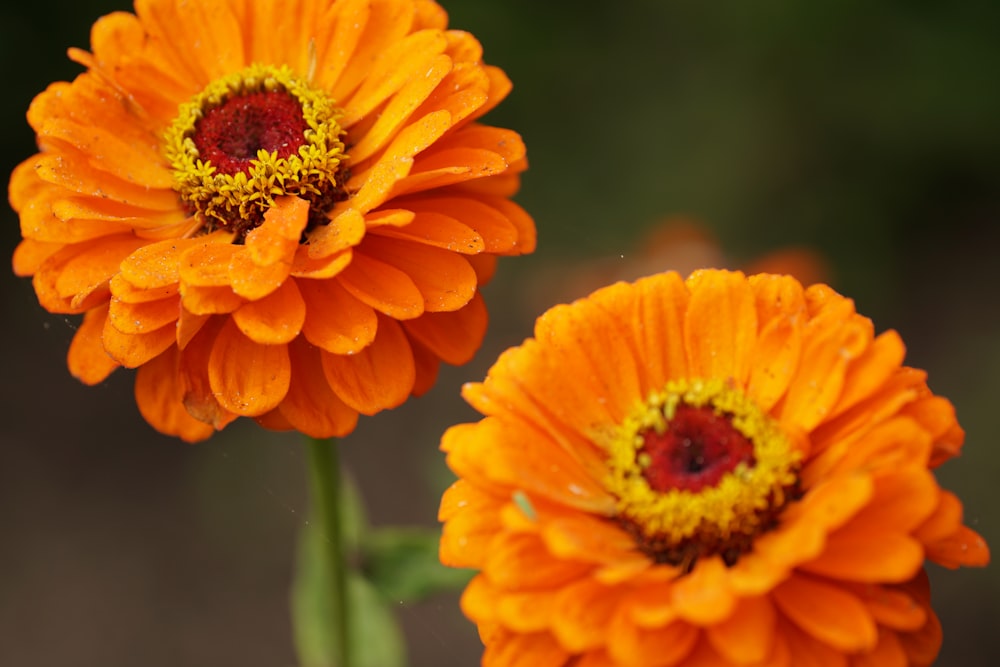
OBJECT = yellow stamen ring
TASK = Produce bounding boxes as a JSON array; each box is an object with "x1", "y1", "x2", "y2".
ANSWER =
[
  {"x1": 164, "y1": 64, "x2": 347, "y2": 235},
  {"x1": 605, "y1": 378, "x2": 801, "y2": 565}
]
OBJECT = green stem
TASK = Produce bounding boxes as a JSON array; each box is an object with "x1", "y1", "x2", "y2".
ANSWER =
[{"x1": 307, "y1": 437, "x2": 351, "y2": 667}]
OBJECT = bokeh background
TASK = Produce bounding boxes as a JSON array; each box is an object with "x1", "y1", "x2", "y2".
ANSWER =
[{"x1": 1, "y1": 1, "x2": 998, "y2": 665}]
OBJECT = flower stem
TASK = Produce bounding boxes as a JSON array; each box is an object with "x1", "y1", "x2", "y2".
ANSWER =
[{"x1": 307, "y1": 437, "x2": 351, "y2": 667}]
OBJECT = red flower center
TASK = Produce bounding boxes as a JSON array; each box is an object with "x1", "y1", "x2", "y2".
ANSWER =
[
  {"x1": 640, "y1": 404, "x2": 756, "y2": 493},
  {"x1": 192, "y1": 90, "x2": 309, "y2": 176}
]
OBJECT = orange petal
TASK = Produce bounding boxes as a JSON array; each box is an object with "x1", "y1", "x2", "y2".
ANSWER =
[
  {"x1": 346, "y1": 110, "x2": 452, "y2": 214},
  {"x1": 925, "y1": 524, "x2": 990, "y2": 569},
  {"x1": 41, "y1": 118, "x2": 173, "y2": 188},
  {"x1": 771, "y1": 573, "x2": 877, "y2": 652},
  {"x1": 914, "y1": 490, "x2": 964, "y2": 550},
  {"x1": 550, "y1": 578, "x2": 624, "y2": 652},
  {"x1": 496, "y1": 590, "x2": 556, "y2": 634},
  {"x1": 403, "y1": 290, "x2": 487, "y2": 365},
  {"x1": 107, "y1": 295, "x2": 180, "y2": 334},
  {"x1": 320, "y1": 315, "x2": 415, "y2": 415},
  {"x1": 847, "y1": 468, "x2": 940, "y2": 533},
  {"x1": 542, "y1": 514, "x2": 641, "y2": 565},
  {"x1": 392, "y1": 148, "x2": 508, "y2": 197},
  {"x1": 746, "y1": 314, "x2": 802, "y2": 413},
  {"x1": 347, "y1": 53, "x2": 453, "y2": 164},
  {"x1": 901, "y1": 395, "x2": 964, "y2": 467},
  {"x1": 340, "y1": 30, "x2": 448, "y2": 127},
  {"x1": 481, "y1": 628, "x2": 570, "y2": 667},
  {"x1": 779, "y1": 616, "x2": 849, "y2": 667},
  {"x1": 228, "y1": 248, "x2": 292, "y2": 300},
  {"x1": 444, "y1": 417, "x2": 613, "y2": 514},
  {"x1": 299, "y1": 276, "x2": 378, "y2": 354},
  {"x1": 625, "y1": 272, "x2": 690, "y2": 395},
  {"x1": 847, "y1": 583, "x2": 927, "y2": 632},
  {"x1": 179, "y1": 284, "x2": 245, "y2": 315},
  {"x1": 533, "y1": 290, "x2": 642, "y2": 426},
  {"x1": 440, "y1": 481, "x2": 505, "y2": 568},
  {"x1": 54, "y1": 235, "x2": 147, "y2": 303},
  {"x1": 799, "y1": 531, "x2": 923, "y2": 584},
  {"x1": 852, "y1": 628, "x2": 908, "y2": 667},
  {"x1": 101, "y1": 314, "x2": 175, "y2": 368},
  {"x1": 359, "y1": 234, "x2": 476, "y2": 312},
  {"x1": 748, "y1": 273, "x2": 807, "y2": 327},
  {"x1": 460, "y1": 344, "x2": 609, "y2": 484},
  {"x1": 484, "y1": 533, "x2": 591, "y2": 590},
  {"x1": 291, "y1": 246, "x2": 354, "y2": 279},
  {"x1": 484, "y1": 196, "x2": 536, "y2": 254},
  {"x1": 829, "y1": 330, "x2": 906, "y2": 420},
  {"x1": 109, "y1": 273, "x2": 178, "y2": 304},
  {"x1": 231, "y1": 278, "x2": 306, "y2": 344},
  {"x1": 683, "y1": 269, "x2": 757, "y2": 385},
  {"x1": 337, "y1": 250, "x2": 424, "y2": 319},
  {"x1": 176, "y1": 308, "x2": 210, "y2": 350},
  {"x1": 32, "y1": 153, "x2": 179, "y2": 211},
  {"x1": 177, "y1": 317, "x2": 238, "y2": 430},
  {"x1": 278, "y1": 338, "x2": 359, "y2": 439},
  {"x1": 244, "y1": 195, "x2": 310, "y2": 266},
  {"x1": 408, "y1": 336, "x2": 441, "y2": 396},
  {"x1": 307, "y1": 207, "x2": 366, "y2": 259},
  {"x1": 178, "y1": 236, "x2": 240, "y2": 287},
  {"x1": 311, "y1": 0, "x2": 370, "y2": 94},
  {"x1": 607, "y1": 612, "x2": 699, "y2": 667},
  {"x1": 402, "y1": 195, "x2": 519, "y2": 253},
  {"x1": 254, "y1": 408, "x2": 295, "y2": 432},
  {"x1": 207, "y1": 319, "x2": 291, "y2": 417},
  {"x1": 134, "y1": 346, "x2": 214, "y2": 443},
  {"x1": 706, "y1": 595, "x2": 776, "y2": 664},
  {"x1": 670, "y1": 557, "x2": 736, "y2": 625},
  {"x1": 780, "y1": 297, "x2": 870, "y2": 432},
  {"x1": 67, "y1": 302, "x2": 119, "y2": 385},
  {"x1": 12, "y1": 238, "x2": 63, "y2": 277},
  {"x1": 370, "y1": 210, "x2": 485, "y2": 253}
]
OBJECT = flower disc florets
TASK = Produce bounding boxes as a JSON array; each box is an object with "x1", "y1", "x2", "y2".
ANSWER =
[
  {"x1": 164, "y1": 64, "x2": 347, "y2": 238},
  {"x1": 607, "y1": 377, "x2": 801, "y2": 568}
]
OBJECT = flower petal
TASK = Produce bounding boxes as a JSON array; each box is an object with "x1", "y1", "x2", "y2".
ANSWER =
[
  {"x1": 278, "y1": 338, "x2": 359, "y2": 439},
  {"x1": 299, "y1": 276, "x2": 378, "y2": 354},
  {"x1": 337, "y1": 250, "x2": 424, "y2": 319},
  {"x1": 134, "y1": 345, "x2": 214, "y2": 443},
  {"x1": 207, "y1": 319, "x2": 291, "y2": 417},
  {"x1": 244, "y1": 195, "x2": 310, "y2": 267},
  {"x1": 772, "y1": 573, "x2": 877, "y2": 652},
  {"x1": 706, "y1": 595, "x2": 776, "y2": 665},
  {"x1": 683, "y1": 269, "x2": 757, "y2": 385},
  {"x1": 321, "y1": 315, "x2": 415, "y2": 414},
  {"x1": 67, "y1": 302, "x2": 119, "y2": 385},
  {"x1": 232, "y1": 277, "x2": 306, "y2": 344},
  {"x1": 360, "y1": 234, "x2": 477, "y2": 312},
  {"x1": 403, "y1": 290, "x2": 487, "y2": 365}
]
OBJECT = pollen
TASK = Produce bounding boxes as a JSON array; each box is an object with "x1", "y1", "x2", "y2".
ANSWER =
[
  {"x1": 164, "y1": 64, "x2": 348, "y2": 239},
  {"x1": 605, "y1": 378, "x2": 801, "y2": 567}
]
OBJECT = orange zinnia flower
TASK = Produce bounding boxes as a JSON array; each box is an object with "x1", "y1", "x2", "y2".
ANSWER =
[
  {"x1": 440, "y1": 269, "x2": 988, "y2": 666},
  {"x1": 10, "y1": 0, "x2": 534, "y2": 442}
]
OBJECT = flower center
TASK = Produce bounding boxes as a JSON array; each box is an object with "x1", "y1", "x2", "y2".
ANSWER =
[
  {"x1": 164, "y1": 64, "x2": 348, "y2": 239},
  {"x1": 605, "y1": 378, "x2": 800, "y2": 569},
  {"x1": 193, "y1": 90, "x2": 309, "y2": 176},
  {"x1": 640, "y1": 404, "x2": 755, "y2": 493}
]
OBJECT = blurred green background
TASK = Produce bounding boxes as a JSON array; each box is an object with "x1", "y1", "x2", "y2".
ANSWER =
[{"x1": 1, "y1": 0, "x2": 997, "y2": 665}]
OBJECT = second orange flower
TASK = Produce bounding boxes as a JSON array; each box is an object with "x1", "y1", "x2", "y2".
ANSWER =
[
  {"x1": 10, "y1": 0, "x2": 535, "y2": 441},
  {"x1": 440, "y1": 269, "x2": 989, "y2": 666}
]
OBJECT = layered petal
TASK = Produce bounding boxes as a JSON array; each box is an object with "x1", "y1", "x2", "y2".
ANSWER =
[{"x1": 440, "y1": 269, "x2": 988, "y2": 667}]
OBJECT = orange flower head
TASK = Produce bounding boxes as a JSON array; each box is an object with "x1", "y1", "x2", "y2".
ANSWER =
[
  {"x1": 439, "y1": 269, "x2": 988, "y2": 667},
  {"x1": 10, "y1": 0, "x2": 535, "y2": 442}
]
